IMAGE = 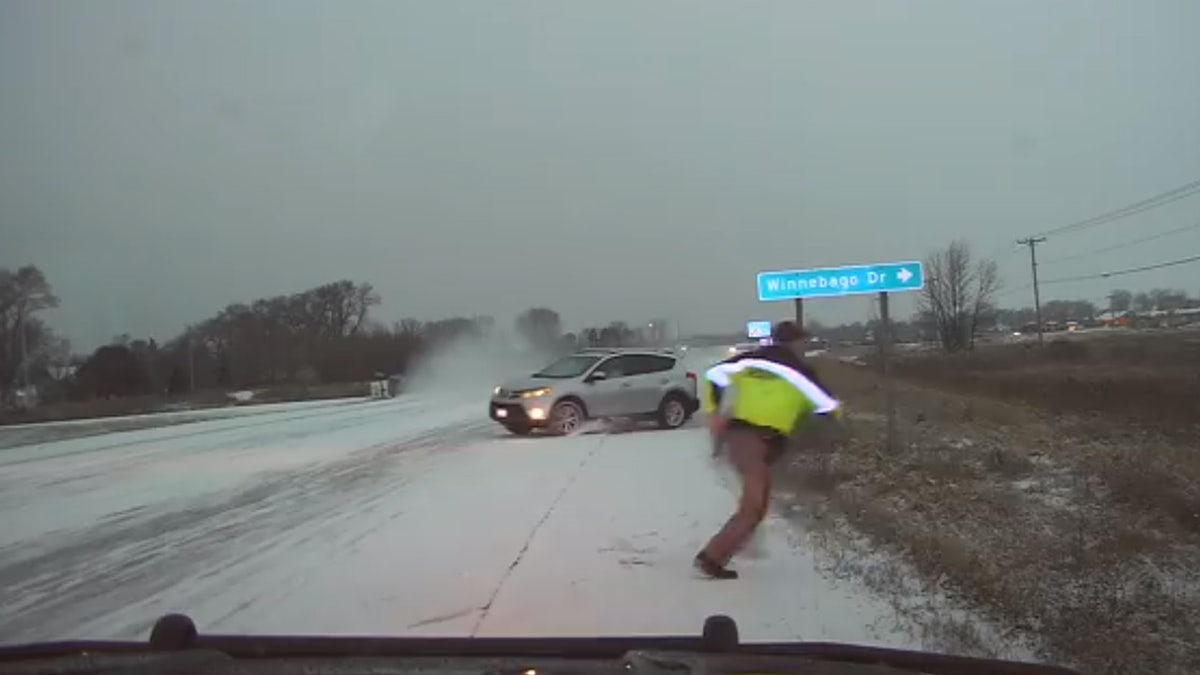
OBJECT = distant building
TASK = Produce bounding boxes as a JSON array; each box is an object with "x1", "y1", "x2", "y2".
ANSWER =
[{"x1": 1095, "y1": 310, "x2": 1130, "y2": 327}]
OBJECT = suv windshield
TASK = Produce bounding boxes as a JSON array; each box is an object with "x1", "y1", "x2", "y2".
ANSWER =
[{"x1": 532, "y1": 354, "x2": 601, "y2": 379}]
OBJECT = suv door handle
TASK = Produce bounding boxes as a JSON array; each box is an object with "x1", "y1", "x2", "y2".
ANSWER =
[{"x1": 620, "y1": 383, "x2": 633, "y2": 388}]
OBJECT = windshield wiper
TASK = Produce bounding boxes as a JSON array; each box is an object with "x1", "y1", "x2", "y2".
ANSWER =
[{"x1": 0, "y1": 613, "x2": 1084, "y2": 675}]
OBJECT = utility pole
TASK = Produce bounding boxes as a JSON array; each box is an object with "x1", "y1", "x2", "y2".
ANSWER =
[{"x1": 1018, "y1": 237, "x2": 1047, "y2": 345}]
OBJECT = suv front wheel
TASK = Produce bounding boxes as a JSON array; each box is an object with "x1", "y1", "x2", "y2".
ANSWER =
[
  {"x1": 550, "y1": 399, "x2": 586, "y2": 435},
  {"x1": 656, "y1": 393, "x2": 691, "y2": 430}
]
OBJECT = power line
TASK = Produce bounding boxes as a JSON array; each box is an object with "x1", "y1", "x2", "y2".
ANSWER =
[
  {"x1": 1094, "y1": 253, "x2": 1200, "y2": 280},
  {"x1": 997, "y1": 282, "x2": 1033, "y2": 298},
  {"x1": 1022, "y1": 252, "x2": 1200, "y2": 289},
  {"x1": 1007, "y1": 177, "x2": 1200, "y2": 331},
  {"x1": 1040, "y1": 221, "x2": 1200, "y2": 264},
  {"x1": 1034, "y1": 177, "x2": 1200, "y2": 239},
  {"x1": 984, "y1": 178, "x2": 1200, "y2": 265},
  {"x1": 981, "y1": 240, "x2": 1024, "y2": 264},
  {"x1": 997, "y1": 251, "x2": 1200, "y2": 300}
]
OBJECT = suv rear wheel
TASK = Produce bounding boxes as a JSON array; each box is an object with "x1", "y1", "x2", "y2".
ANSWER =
[{"x1": 657, "y1": 393, "x2": 690, "y2": 429}]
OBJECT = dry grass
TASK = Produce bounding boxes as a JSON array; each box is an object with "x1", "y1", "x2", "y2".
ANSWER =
[
  {"x1": 775, "y1": 352, "x2": 1200, "y2": 675},
  {"x1": 881, "y1": 332, "x2": 1200, "y2": 439}
]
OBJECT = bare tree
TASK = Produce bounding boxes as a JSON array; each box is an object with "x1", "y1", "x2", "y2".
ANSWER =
[
  {"x1": 967, "y1": 258, "x2": 1000, "y2": 349},
  {"x1": 514, "y1": 307, "x2": 562, "y2": 350},
  {"x1": 0, "y1": 265, "x2": 62, "y2": 391},
  {"x1": 1149, "y1": 288, "x2": 1189, "y2": 312},
  {"x1": 1108, "y1": 289, "x2": 1133, "y2": 313},
  {"x1": 918, "y1": 240, "x2": 1000, "y2": 352}
]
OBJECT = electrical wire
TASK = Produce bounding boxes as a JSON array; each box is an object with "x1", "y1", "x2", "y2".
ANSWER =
[
  {"x1": 1094, "y1": 253, "x2": 1200, "y2": 279},
  {"x1": 1033, "y1": 177, "x2": 1200, "y2": 239},
  {"x1": 1035, "y1": 253, "x2": 1200, "y2": 287},
  {"x1": 1040, "y1": 221, "x2": 1200, "y2": 264},
  {"x1": 997, "y1": 252, "x2": 1200, "y2": 299}
]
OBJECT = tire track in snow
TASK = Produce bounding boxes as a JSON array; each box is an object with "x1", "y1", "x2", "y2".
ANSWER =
[
  {"x1": 0, "y1": 399, "x2": 370, "y2": 451},
  {"x1": 0, "y1": 398, "x2": 420, "y2": 466},
  {"x1": 467, "y1": 434, "x2": 605, "y2": 636},
  {"x1": 0, "y1": 417, "x2": 492, "y2": 643}
]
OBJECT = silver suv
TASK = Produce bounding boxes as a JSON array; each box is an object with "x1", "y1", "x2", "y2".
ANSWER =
[{"x1": 488, "y1": 348, "x2": 700, "y2": 436}]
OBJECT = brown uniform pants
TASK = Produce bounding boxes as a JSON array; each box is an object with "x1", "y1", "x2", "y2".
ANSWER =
[{"x1": 701, "y1": 423, "x2": 787, "y2": 567}]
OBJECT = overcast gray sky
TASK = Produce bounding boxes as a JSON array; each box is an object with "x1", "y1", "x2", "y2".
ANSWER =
[{"x1": 2, "y1": 0, "x2": 1198, "y2": 351}]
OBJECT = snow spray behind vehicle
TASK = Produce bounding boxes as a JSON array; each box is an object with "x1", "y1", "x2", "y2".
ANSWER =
[{"x1": 403, "y1": 335, "x2": 558, "y2": 406}]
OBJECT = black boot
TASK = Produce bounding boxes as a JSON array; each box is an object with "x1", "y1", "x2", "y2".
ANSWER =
[{"x1": 694, "y1": 552, "x2": 739, "y2": 580}]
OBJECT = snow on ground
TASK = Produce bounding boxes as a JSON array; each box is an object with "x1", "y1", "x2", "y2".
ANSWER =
[
  {"x1": 1, "y1": 397, "x2": 368, "y2": 432},
  {"x1": 0, "y1": 397, "x2": 371, "y2": 450},
  {"x1": 1, "y1": 386, "x2": 913, "y2": 648},
  {"x1": 472, "y1": 429, "x2": 901, "y2": 642},
  {"x1": 0, "y1": 396, "x2": 485, "y2": 550}
]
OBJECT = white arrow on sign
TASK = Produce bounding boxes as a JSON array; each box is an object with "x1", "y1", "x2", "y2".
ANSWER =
[{"x1": 896, "y1": 267, "x2": 913, "y2": 283}]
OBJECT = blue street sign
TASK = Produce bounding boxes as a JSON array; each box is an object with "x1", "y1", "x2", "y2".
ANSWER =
[
  {"x1": 757, "y1": 260, "x2": 925, "y2": 302},
  {"x1": 746, "y1": 320, "x2": 772, "y2": 338}
]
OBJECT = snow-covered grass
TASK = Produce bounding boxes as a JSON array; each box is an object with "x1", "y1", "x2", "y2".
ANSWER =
[{"x1": 780, "y1": 358, "x2": 1200, "y2": 675}]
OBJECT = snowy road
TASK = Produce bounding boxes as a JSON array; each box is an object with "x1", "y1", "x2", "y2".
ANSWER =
[
  {"x1": 0, "y1": 397, "x2": 369, "y2": 451},
  {"x1": 1, "y1": 391, "x2": 909, "y2": 648}
]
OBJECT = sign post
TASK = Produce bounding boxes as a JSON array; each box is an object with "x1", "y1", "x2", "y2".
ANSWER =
[
  {"x1": 878, "y1": 291, "x2": 896, "y2": 452},
  {"x1": 756, "y1": 260, "x2": 925, "y2": 452}
]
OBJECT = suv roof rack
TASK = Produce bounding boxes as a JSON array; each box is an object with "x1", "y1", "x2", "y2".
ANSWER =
[{"x1": 574, "y1": 346, "x2": 678, "y2": 355}]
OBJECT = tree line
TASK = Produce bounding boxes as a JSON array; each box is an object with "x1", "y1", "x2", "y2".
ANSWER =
[
  {"x1": 0, "y1": 266, "x2": 665, "y2": 406},
  {"x1": 512, "y1": 306, "x2": 669, "y2": 352},
  {"x1": 5, "y1": 253, "x2": 1195, "y2": 404},
  {"x1": 0, "y1": 266, "x2": 67, "y2": 399},
  {"x1": 890, "y1": 239, "x2": 1196, "y2": 353}
]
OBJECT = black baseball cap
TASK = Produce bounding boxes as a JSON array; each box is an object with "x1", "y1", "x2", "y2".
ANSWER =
[{"x1": 772, "y1": 320, "x2": 806, "y2": 344}]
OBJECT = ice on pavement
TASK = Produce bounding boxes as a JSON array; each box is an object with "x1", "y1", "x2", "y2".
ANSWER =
[
  {"x1": 1, "y1": 396, "x2": 365, "y2": 433},
  {"x1": 0, "y1": 397, "x2": 485, "y2": 550},
  {"x1": 472, "y1": 429, "x2": 902, "y2": 642},
  {"x1": 0, "y1": 385, "x2": 913, "y2": 648},
  {"x1": 0, "y1": 397, "x2": 370, "y2": 451}
]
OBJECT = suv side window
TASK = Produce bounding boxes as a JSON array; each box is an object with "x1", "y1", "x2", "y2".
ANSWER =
[
  {"x1": 595, "y1": 355, "x2": 640, "y2": 378},
  {"x1": 626, "y1": 354, "x2": 676, "y2": 375}
]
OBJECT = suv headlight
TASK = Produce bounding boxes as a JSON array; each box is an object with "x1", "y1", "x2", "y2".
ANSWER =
[
  {"x1": 520, "y1": 387, "x2": 552, "y2": 399},
  {"x1": 492, "y1": 386, "x2": 502, "y2": 396}
]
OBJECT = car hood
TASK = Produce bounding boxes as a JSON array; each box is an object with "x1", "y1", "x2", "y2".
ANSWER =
[
  {"x1": 0, "y1": 613, "x2": 1086, "y2": 675},
  {"x1": 496, "y1": 376, "x2": 558, "y2": 394}
]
